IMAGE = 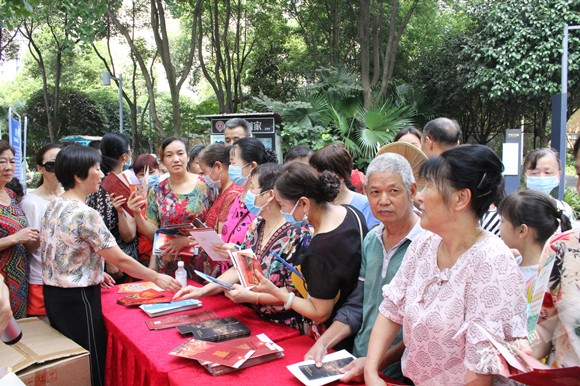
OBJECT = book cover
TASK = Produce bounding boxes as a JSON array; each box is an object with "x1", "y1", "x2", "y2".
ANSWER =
[
  {"x1": 287, "y1": 350, "x2": 356, "y2": 386},
  {"x1": 299, "y1": 358, "x2": 354, "y2": 381},
  {"x1": 508, "y1": 367, "x2": 580, "y2": 386},
  {"x1": 118, "y1": 281, "x2": 163, "y2": 293},
  {"x1": 100, "y1": 173, "x2": 134, "y2": 217},
  {"x1": 117, "y1": 289, "x2": 167, "y2": 307},
  {"x1": 176, "y1": 316, "x2": 239, "y2": 335},
  {"x1": 145, "y1": 309, "x2": 218, "y2": 330},
  {"x1": 169, "y1": 338, "x2": 254, "y2": 369},
  {"x1": 192, "y1": 322, "x2": 251, "y2": 342},
  {"x1": 153, "y1": 230, "x2": 195, "y2": 257},
  {"x1": 140, "y1": 299, "x2": 202, "y2": 317},
  {"x1": 230, "y1": 249, "x2": 261, "y2": 288},
  {"x1": 199, "y1": 334, "x2": 285, "y2": 375}
]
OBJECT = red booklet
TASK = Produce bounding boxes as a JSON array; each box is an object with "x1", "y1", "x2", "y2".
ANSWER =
[
  {"x1": 117, "y1": 289, "x2": 167, "y2": 307},
  {"x1": 100, "y1": 173, "x2": 134, "y2": 217},
  {"x1": 198, "y1": 334, "x2": 285, "y2": 375},
  {"x1": 169, "y1": 338, "x2": 255, "y2": 369},
  {"x1": 145, "y1": 309, "x2": 218, "y2": 331},
  {"x1": 509, "y1": 366, "x2": 580, "y2": 386}
]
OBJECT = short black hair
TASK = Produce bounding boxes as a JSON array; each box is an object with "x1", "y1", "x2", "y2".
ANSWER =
[
  {"x1": 419, "y1": 144, "x2": 503, "y2": 219},
  {"x1": 284, "y1": 145, "x2": 313, "y2": 164},
  {"x1": 498, "y1": 190, "x2": 571, "y2": 244},
  {"x1": 5, "y1": 177, "x2": 23, "y2": 199},
  {"x1": 309, "y1": 143, "x2": 353, "y2": 186},
  {"x1": 232, "y1": 137, "x2": 278, "y2": 165},
  {"x1": 199, "y1": 143, "x2": 229, "y2": 167},
  {"x1": 55, "y1": 144, "x2": 101, "y2": 190},
  {"x1": 251, "y1": 163, "x2": 283, "y2": 192},
  {"x1": 523, "y1": 148, "x2": 561, "y2": 174},
  {"x1": 423, "y1": 118, "x2": 461, "y2": 147},
  {"x1": 394, "y1": 127, "x2": 422, "y2": 143},
  {"x1": 87, "y1": 140, "x2": 101, "y2": 150},
  {"x1": 225, "y1": 118, "x2": 252, "y2": 137},
  {"x1": 189, "y1": 145, "x2": 206, "y2": 162}
]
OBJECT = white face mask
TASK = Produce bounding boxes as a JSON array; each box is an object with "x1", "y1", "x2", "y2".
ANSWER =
[{"x1": 203, "y1": 164, "x2": 222, "y2": 190}]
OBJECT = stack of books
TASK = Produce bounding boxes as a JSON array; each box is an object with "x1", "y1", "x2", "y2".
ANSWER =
[
  {"x1": 169, "y1": 333, "x2": 284, "y2": 376},
  {"x1": 177, "y1": 316, "x2": 251, "y2": 342},
  {"x1": 140, "y1": 299, "x2": 202, "y2": 317}
]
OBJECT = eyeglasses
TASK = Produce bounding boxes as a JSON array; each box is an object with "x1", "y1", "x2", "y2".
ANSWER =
[{"x1": 40, "y1": 160, "x2": 55, "y2": 173}]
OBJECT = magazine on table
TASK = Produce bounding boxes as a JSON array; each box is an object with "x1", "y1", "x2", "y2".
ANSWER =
[
  {"x1": 229, "y1": 249, "x2": 261, "y2": 289},
  {"x1": 169, "y1": 338, "x2": 255, "y2": 369},
  {"x1": 287, "y1": 350, "x2": 356, "y2": 386},
  {"x1": 117, "y1": 281, "x2": 163, "y2": 293},
  {"x1": 198, "y1": 333, "x2": 285, "y2": 375},
  {"x1": 145, "y1": 309, "x2": 218, "y2": 331},
  {"x1": 117, "y1": 289, "x2": 167, "y2": 307},
  {"x1": 140, "y1": 299, "x2": 202, "y2": 317}
]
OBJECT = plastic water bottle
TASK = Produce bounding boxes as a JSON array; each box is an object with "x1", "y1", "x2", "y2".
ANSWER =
[{"x1": 175, "y1": 261, "x2": 188, "y2": 289}]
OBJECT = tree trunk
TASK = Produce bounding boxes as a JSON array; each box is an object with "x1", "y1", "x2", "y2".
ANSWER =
[{"x1": 358, "y1": 0, "x2": 372, "y2": 109}]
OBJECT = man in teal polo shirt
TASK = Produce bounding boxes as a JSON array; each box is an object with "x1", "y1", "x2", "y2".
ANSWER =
[{"x1": 304, "y1": 152, "x2": 423, "y2": 383}]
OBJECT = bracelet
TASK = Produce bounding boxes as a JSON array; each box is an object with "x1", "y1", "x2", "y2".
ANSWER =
[
  {"x1": 284, "y1": 292, "x2": 296, "y2": 310},
  {"x1": 256, "y1": 293, "x2": 260, "y2": 305}
]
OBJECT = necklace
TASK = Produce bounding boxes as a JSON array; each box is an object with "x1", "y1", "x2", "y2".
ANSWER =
[{"x1": 260, "y1": 218, "x2": 285, "y2": 249}]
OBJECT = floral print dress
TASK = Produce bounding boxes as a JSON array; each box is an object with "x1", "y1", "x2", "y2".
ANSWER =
[
  {"x1": 0, "y1": 188, "x2": 28, "y2": 318},
  {"x1": 536, "y1": 229, "x2": 580, "y2": 368},
  {"x1": 145, "y1": 176, "x2": 212, "y2": 276},
  {"x1": 240, "y1": 217, "x2": 310, "y2": 330},
  {"x1": 379, "y1": 231, "x2": 528, "y2": 386}
]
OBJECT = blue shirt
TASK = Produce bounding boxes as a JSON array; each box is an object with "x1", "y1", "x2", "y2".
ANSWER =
[{"x1": 349, "y1": 192, "x2": 380, "y2": 229}]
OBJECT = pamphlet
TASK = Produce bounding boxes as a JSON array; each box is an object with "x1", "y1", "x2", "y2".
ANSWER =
[
  {"x1": 287, "y1": 350, "x2": 356, "y2": 386},
  {"x1": 153, "y1": 229, "x2": 196, "y2": 257},
  {"x1": 100, "y1": 172, "x2": 133, "y2": 217},
  {"x1": 189, "y1": 228, "x2": 229, "y2": 262},
  {"x1": 169, "y1": 338, "x2": 254, "y2": 369},
  {"x1": 118, "y1": 281, "x2": 163, "y2": 293},
  {"x1": 140, "y1": 299, "x2": 202, "y2": 317},
  {"x1": 229, "y1": 249, "x2": 261, "y2": 288},
  {"x1": 145, "y1": 309, "x2": 218, "y2": 331}
]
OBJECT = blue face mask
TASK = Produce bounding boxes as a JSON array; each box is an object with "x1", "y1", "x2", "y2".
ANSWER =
[
  {"x1": 229, "y1": 163, "x2": 250, "y2": 187},
  {"x1": 526, "y1": 175, "x2": 559, "y2": 195},
  {"x1": 148, "y1": 173, "x2": 160, "y2": 188},
  {"x1": 203, "y1": 164, "x2": 222, "y2": 190},
  {"x1": 245, "y1": 190, "x2": 270, "y2": 216},
  {"x1": 280, "y1": 199, "x2": 308, "y2": 227}
]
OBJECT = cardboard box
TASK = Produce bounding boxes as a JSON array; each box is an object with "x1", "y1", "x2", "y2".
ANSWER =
[{"x1": 0, "y1": 318, "x2": 90, "y2": 386}]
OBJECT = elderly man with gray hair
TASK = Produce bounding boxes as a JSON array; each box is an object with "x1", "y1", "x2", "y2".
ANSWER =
[
  {"x1": 303, "y1": 153, "x2": 424, "y2": 384},
  {"x1": 224, "y1": 118, "x2": 252, "y2": 146}
]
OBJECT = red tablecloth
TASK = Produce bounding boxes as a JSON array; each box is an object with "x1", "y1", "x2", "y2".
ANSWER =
[
  {"x1": 102, "y1": 280, "x2": 301, "y2": 386},
  {"x1": 167, "y1": 335, "x2": 405, "y2": 386}
]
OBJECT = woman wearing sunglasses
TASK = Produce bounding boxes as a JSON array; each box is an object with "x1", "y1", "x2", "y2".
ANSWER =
[{"x1": 20, "y1": 144, "x2": 64, "y2": 319}]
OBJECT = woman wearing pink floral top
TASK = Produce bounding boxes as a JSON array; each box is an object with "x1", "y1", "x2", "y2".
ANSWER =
[
  {"x1": 365, "y1": 145, "x2": 528, "y2": 386},
  {"x1": 220, "y1": 138, "x2": 278, "y2": 246}
]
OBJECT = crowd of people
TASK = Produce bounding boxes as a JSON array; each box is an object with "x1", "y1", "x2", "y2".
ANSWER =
[{"x1": 0, "y1": 116, "x2": 579, "y2": 386}]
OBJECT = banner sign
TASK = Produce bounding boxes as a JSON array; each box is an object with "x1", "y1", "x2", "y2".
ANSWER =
[{"x1": 7, "y1": 108, "x2": 24, "y2": 187}]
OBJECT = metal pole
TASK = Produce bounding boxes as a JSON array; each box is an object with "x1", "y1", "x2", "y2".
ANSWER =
[{"x1": 118, "y1": 74, "x2": 124, "y2": 133}]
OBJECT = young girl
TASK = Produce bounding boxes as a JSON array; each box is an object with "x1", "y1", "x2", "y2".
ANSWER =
[{"x1": 498, "y1": 190, "x2": 572, "y2": 293}]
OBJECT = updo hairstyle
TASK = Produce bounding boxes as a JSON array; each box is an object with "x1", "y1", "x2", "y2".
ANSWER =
[
  {"x1": 419, "y1": 144, "x2": 503, "y2": 219},
  {"x1": 233, "y1": 137, "x2": 278, "y2": 165},
  {"x1": 275, "y1": 162, "x2": 340, "y2": 204}
]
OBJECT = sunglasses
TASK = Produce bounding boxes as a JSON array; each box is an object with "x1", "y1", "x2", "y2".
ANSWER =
[{"x1": 40, "y1": 160, "x2": 56, "y2": 173}]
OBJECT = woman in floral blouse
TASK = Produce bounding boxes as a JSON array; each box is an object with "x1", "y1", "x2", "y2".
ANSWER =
[
  {"x1": 175, "y1": 163, "x2": 310, "y2": 330},
  {"x1": 128, "y1": 137, "x2": 213, "y2": 277},
  {"x1": 42, "y1": 145, "x2": 180, "y2": 386}
]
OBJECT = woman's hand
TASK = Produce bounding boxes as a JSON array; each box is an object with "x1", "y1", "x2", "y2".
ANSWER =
[
  {"x1": 211, "y1": 243, "x2": 236, "y2": 260},
  {"x1": 109, "y1": 193, "x2": 127, "y2": 212},
  {"x1": 304, "y1": 339, "x2": 328, "y2": 368},
  {"x1": 12, "y1": 227, "x2": 40, "y2": 244},
  {"x1": 251, "y1": 269, "x2": 280, "y2": 297},
  {"x1": 154, "y1": 273, "x2": 182, "y2": 294},
  {"x1": 160, "y1": 235, "x2": 191, "y2": 258},
  {"x1": 173, "y1": 285, "x2": 205, "y2": 300},
  {"x1": 339, "y1": 357, "x2": 366, "y2": 383},
  {"x1": 127, "y1": 192, "x2": 146, "y2": 216},
  {"x1": 224, "y1": 284, "x2": 255, "y2": 304},
  {"x1": 100, "y1": 273, "x2": 116, "y2": 289}
]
